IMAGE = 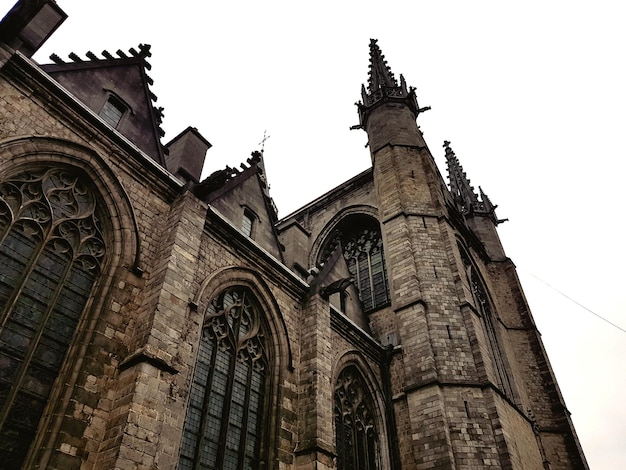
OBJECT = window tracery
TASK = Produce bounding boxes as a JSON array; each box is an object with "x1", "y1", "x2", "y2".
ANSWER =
[
  {"x1": 321, "y1": 216, "x2": 390, "y2": 312},
  {"x1": 334, "y1": 366, "x2": 379, "y2": 470},
  {"x1": 179, "y1": 287, "x2": 268, "y2": 470},
  {"x1": 0, "y1": 168, "x2": 106, "y2": 468},
  {"x1": 342, "y1": 228, "x2": 389, "y2": 311}
]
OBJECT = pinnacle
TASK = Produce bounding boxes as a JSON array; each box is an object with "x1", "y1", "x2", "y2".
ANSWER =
[
  {"x1": 368, "y1": 38, "x2": 397, "y2": 93},
  {"x1": 445, "y1": 141, "x2": 478, "y2": 206},
  {"x1": 357, "y1": 40, "x2": 425, "y2": 128},
  {"x1": 444, "y1": 141, "x2": 504, "y2": 223}
]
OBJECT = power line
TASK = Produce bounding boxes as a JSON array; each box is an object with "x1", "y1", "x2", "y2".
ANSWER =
[{"x1": 528, "y1": 273, "x2": 626, "y2": 335}]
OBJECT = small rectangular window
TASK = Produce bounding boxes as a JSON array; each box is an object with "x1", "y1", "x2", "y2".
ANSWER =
[
  {"x1": 100, "y1": 96, "x2": 125, "y2": 128},
  {"x1": 241, "y1": 212, "x2": 253, "y2": 237}
]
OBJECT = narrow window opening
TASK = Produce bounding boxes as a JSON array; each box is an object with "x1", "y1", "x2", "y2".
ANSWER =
[
  {"x1": 459, "y1": 243, "x2": 517, "y2": 402},
  {"x1": 99, "y1": 95, "x2": 126, "y2": 128},
  {"x1": 241, "y1": 210, "x2": 254, "y2": 238}
]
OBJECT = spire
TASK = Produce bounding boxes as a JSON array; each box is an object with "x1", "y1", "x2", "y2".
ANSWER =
[
  {"x1": 367, "y1": 38, "x2": 397, "y2": 92},
  {"x1": 444, "y1": 141, "x2": 505, "y2": 224},
  {"x1": 445, "y1": 140, "x2": 478, "y2": 210},
  {"x1": 356, "y1": 39, "x2": 429, "y2": 128}
]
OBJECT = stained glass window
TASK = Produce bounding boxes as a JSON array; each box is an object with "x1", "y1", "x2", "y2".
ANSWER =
[
  {"x1": 321, "y1": 216, "x2": 390, "y2": 312},
  {"x1": 334, "y1": 366, "x2": 379, "y2": 470},
  {"x1": 318, "y1": 214, "x2": 390, "y2": 312},
  {"x1": 342, "y1": 228, "x2": 389, "y2": 311},
  {"x1": 179, "y1": 287, "x2": 268, "y2": 470},
  {"x1": 0, "y1": 168, "x2": 106, "y2": 468}
]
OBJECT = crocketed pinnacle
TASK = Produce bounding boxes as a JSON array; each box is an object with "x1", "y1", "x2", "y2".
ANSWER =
[
  {"x1": 357, "y1": 39, "x2": 427, "y2": 128},
  {"x1": 444, "y1": 141, "x2": 503, "y2": 224},
  {"x1": 367, "y1": 39, "x2": 397, "y2": 93},
  {"x1": 445, "y1": 140, "x2": 478, "y2": 207}
]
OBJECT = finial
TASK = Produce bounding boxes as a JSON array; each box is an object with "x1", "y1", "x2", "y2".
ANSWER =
[{"x1": 259, "y1": 130, "x2": 270, "y2": 154}]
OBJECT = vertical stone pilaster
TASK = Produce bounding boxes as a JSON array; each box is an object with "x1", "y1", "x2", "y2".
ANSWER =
[
  {"x1": 295, "y1": 294, "x2": 335, "y2": 469},
  {"x1": 101, "y1": 191, "x2": 207, "y2": 470}
]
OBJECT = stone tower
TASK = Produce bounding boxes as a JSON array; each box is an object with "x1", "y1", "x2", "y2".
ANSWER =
[
  {"x1": 0, "y1": 1, "x2": 589, "y2": 467},
  {"x1": 355, "y1": 39, "x2": 587, "y2": 469}
]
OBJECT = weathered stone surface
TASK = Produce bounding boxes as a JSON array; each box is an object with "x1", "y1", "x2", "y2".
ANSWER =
[{"x1": 0, "y1": 10, "x2": 587, "y2": 469}]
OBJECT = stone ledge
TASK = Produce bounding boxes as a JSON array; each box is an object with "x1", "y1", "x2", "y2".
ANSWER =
[{"x1": 119, "y1": 348, "x2": 179, "y2": 375}]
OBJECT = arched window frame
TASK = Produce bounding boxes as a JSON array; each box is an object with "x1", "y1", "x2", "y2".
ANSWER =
[
  {"x1": 99, "y1": 91, "x2": 132, "y2": 129},
  {"x1": 333, "y1": 364, "x2": 382, "y2": 470},
  {"x1": 0, "y1": 166, "x2": 110, "y2": 468},
  {"x1": 179, "y1": 285, "x2": 273, "y2": 470},
  {"x1": 318, "y1": 214, "x2": 390, "y2": 313},
  {"x1": 457, "y1": 243, "x2": 517, "y2": 402},
  {"x1": 0, "y1": 137, "x2": 139, "y2": 469},
  {"x1": 240, "y1": 206, "x2": 258, "y2": 239}
]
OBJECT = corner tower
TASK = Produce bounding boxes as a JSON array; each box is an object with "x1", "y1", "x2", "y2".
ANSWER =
[{"x1": 358, "y1": 39, "x2": 588, "y2": 469}]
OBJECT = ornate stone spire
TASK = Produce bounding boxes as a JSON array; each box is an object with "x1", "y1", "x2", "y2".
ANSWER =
[
  {"x1": 357, "y1": 39, "x2": 429, "y2": 128},
  {"x1": 367, "y1": 38, "x2": 398, "y2": 92},
  {"x1": 444, "y1": 141, "x2": 505, "y2": 224}
]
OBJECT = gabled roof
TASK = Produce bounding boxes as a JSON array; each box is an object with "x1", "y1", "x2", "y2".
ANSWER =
[
  {"x1": 194, "y1": 151, "x2": 278, "y2": 221},
  {"x1": 41, "y1": 44, "x2": 166, "y2": 165}
]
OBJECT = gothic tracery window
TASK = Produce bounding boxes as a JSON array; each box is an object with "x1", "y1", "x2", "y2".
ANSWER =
[
  {"x1": 179, "y1": 287, "x2": 269, "y2": 470},
  {"x1": 343, "y1": 228, "x2": 389, "y2": 311},
  {"x1": 321, "y1": 216, "x2": 390, "y2": 312},
  {"x1": 334, "y1": 366, "x2": 379, "y2": 470},
  {"x1": 0, "y1": 168, "x2": 106, "y2": 468}
]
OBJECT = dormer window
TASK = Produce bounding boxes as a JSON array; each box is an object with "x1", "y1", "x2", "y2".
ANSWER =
[
  {"x1": 241, "y1": 209, "x2": 255, "y2": 237},
  {"x1": 99, "y1": 95, "x2": 126, "y2": 128}
]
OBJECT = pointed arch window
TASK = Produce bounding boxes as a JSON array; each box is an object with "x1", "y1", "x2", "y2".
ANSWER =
[
  {"x1": 321, "y1": 216, "x2": 390, "y2": 312},
  {"x1": 179, "y1": 287, "x2": 269, "y2": 470},
  {"x1": 458, "y1": 245, "x2": 516, "y2": 401},
  {"x1": 343, "y1": 228, "x2": 389, "y2": 311},
  {"x1": 334, "y1": 365, "x2": 379, "y2": 470},
  {"x1": 0, "y1": 168, "x2": 106, "y2": 467}
]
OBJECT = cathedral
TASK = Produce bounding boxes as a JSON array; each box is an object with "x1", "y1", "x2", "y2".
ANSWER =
[{"x1": 0, "y1": 1, "x2": 588, "y2": 469}]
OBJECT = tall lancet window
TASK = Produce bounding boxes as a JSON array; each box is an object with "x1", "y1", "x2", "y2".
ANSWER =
[
  {"x1": 334, "y1": 366, "x2": 379, "y2": 470},
  {"x1": 0, "y1": 168, "x2": 106, "y2": 468},
  {"x1": 459, "y1": 245, "x2": 516, "y2": 402},
  {"x1": 179, "y1": 287, "x2": 269, "y2": 470},
  {"x1": 321, "y1": 215, "x2": 390, "y2": 312}
]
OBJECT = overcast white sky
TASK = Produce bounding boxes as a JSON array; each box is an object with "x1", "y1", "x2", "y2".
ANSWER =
[{"x1": 15, "y1": 0, "x2": 626, "y2": 467}]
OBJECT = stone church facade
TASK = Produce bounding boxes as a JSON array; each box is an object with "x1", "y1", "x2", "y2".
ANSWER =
[{"x1": 0, "y1": 1, "x2": 587, "y2": 469}]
